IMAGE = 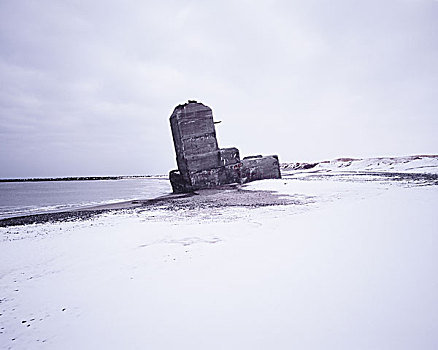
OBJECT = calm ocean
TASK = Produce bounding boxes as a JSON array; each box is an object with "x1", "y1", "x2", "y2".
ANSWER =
[{"x1": 0, "y1": 178, "x2": 171, "y2": 219}]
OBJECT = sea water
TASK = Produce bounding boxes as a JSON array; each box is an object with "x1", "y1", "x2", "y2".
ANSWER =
[{"x1": 0, "y1": 178, "x2": 172, "y2": 219}]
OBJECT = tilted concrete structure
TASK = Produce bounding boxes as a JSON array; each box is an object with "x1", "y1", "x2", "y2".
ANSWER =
[{"x1": 169, "y1": 101, "x2": 280, "y2": 193}]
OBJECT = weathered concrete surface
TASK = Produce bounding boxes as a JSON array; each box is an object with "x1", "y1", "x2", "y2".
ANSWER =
[
  {"x1": 241, "y1": 155, "x2": 281, "y2": 183},
  {"x1": 190, "y1": 164, "x2": 242, "y2": 190},
  {"x1": 220, "y1": 147, "x2": 240, "y2": 166},
  {"x1": 169, "y1": 100, "x2": 280, "y2": 193}
]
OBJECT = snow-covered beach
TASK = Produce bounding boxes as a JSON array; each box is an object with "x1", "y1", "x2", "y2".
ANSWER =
[{"x1": 1, "y1": 156, "x2": 438, "y2": 349}]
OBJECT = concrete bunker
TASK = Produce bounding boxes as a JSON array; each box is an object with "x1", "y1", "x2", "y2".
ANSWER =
[{"x1": 169, "y1": 100, "x2": 280, "y2": 193}]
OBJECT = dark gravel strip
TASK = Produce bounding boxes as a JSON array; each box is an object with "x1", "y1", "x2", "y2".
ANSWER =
[{"x1": 0, "y1": 209, "x2": 109, "y2": 227}]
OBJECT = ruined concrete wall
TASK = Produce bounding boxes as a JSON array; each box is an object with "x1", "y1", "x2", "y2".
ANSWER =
[
  {"x1": 169, "y1": 101, "x2": 281, "y2": 193},
  {"x1": 219, "y1": 147, "x2": 240, "y2": 166},
  {"x1": 170, "y1": 102, "x2": 220, "y2": 179},
  {"x1": 241, "y1": 155, "x2": 281, "y2": 183},
  {"x1": 190, "y1": 164, "x2": 242, "y2": 191}
]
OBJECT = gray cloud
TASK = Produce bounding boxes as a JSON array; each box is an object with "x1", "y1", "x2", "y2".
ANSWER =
[{"x1": 1, "y1": 0, "x2": 437, "y2": 177}]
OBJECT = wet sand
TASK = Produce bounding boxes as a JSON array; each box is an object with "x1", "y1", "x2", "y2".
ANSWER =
[
  {"x1": 0, "y1": 184, "x2": 300, "y2": 227},
  {"x1": 3, "y1": 170, "x2": 435, "y2": 228}
]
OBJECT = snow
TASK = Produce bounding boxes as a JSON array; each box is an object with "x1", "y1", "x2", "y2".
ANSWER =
[
  {"x1": 1, "y1": 157, "x2": 438, "y2": 349},
  {"x1": 282, "y1": 155, "x2": 438, "y2": 175}
]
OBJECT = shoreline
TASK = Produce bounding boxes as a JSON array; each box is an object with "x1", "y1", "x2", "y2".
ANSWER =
[
  {"x1": 0, "y1": 175, "x2": 167, "y2": 183},
  {"x1": 2, "y1": 169, "x2": 437, "y2": 228},
  {"x1": 0, "y1": 184, "x2": 302, "y2": 228},
  {"x1": 0, "y1": 192, "x2": 193, "y2": 228}
]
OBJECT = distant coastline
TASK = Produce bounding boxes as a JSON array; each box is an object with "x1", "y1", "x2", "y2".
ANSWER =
[{"x1": 0, "y1": 175, "x2": 166, "y2": 183}]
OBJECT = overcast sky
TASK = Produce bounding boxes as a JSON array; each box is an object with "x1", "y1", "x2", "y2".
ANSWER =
[{"x1": 1, "y1": 0, "x2": 437, "y2": 177}]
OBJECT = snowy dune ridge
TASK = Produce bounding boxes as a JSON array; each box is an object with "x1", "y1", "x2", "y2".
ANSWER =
[
  {"x1": 281, "y1": 154, "x2": 438, "y2": 175},
  {"x1": 1, "y1": 155, "x2": 438, "y2": 349}
]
